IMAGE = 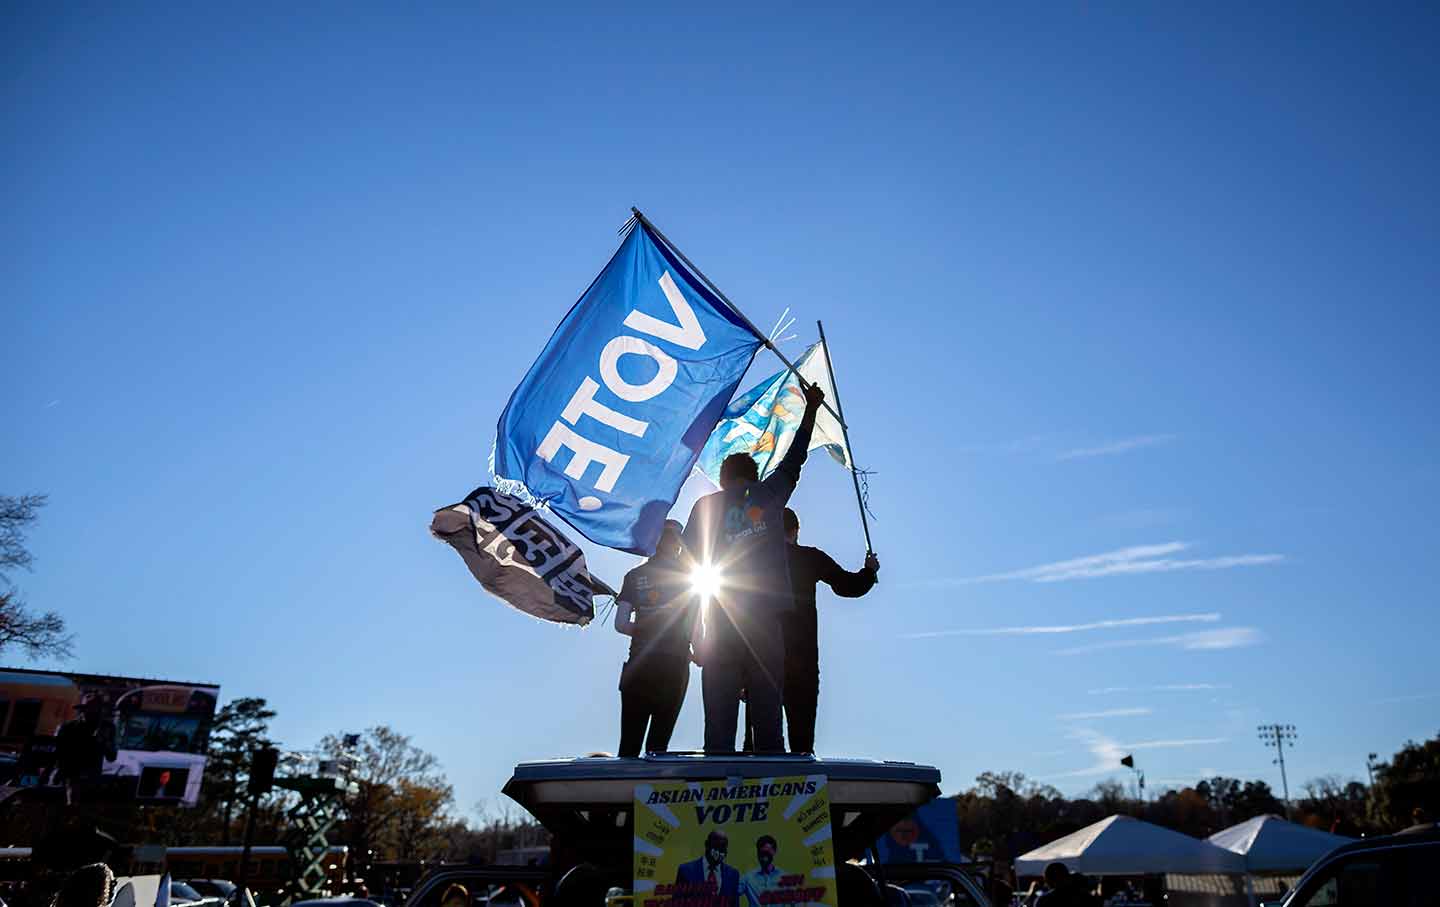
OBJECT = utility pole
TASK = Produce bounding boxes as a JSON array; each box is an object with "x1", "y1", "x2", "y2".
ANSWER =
[
  {"x1": 1258, "y1": 724, "x2": 1298, "y2": 819},
  {"x1": 238, "y1": 747, "x2": 280, "y2": 901}
]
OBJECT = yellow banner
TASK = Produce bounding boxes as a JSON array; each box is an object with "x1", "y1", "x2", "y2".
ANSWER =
[{"x1": 634, "y1": 775, "x2": 838, "y2": 907}]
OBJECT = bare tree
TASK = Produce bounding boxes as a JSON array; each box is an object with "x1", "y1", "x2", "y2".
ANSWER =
[
  {"x1": 321, "y1": 726, "x2": 454, "y2": 860},
  {"x1": 0, "y1": 494, "x2": 72, "y2": 660}
]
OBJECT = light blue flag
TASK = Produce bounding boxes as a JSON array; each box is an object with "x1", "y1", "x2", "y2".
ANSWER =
[
  {"x1": 493, "y1": 223, "x2": 762, "y2": 555},
  {"x1": 696, "y1": 341, "x2": 852, "y2": 484}
]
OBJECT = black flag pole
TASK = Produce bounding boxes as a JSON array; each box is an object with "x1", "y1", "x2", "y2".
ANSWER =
[
  {"x1": 628, "y1": 207, "x2": 847, "y2": 430},
  {"x1": 817, "y1": 319, "x2": 874, "y2": 555}
]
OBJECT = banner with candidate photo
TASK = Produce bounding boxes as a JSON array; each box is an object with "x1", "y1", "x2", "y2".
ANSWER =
[{"x1": 634, "y1": 775, "x2": 839, "y2": 907}]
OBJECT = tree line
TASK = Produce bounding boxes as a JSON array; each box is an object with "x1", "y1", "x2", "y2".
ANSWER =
[
  {"x1": 956, "y1": 731, "x2": 1439, "y2": 865},
  {"x1": 175, "y1": 696, "x2": 548, "y2": 865}
]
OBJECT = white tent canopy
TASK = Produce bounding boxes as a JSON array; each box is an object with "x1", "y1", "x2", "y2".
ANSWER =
[
  {"x1": 1016, "y1": 815, "x2": 1246, "y2": 876},
  {"x1": 1208, "y1": 814, "x2": 1352, "y2": 873}
]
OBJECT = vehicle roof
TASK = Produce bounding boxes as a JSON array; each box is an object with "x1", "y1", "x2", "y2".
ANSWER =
[
  {"x1": 1316, "y1": 822, "x2": 1439, "y2": 858},
  {"x1": 503, "y1": 753, "x2": 942, "y2": 867}
]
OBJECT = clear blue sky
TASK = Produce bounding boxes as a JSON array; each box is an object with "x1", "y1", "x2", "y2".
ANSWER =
[{"x1": 6, "y1": 2, "x2": 1439, "y2": 820}]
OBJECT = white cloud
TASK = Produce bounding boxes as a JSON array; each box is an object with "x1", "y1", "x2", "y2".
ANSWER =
[
  {"x1": 902, "y1": 613, "x2": 1220, "y2": 640},
  {"x1": 1058, "y1": 708, "x2": 1154, "y2": 720},
  {"x1": 1051, "y1": 729, "x2": 1229, "y2": 778},
  {"x1": 1128, "y1": 737, "x2": 1230, "y2": 750},
  {"x1": 959, "y1": 542, "x2": 1284, "y2": 584},
  {"x1": 1371, "y1": 691, "x2": 1440, "y2": 705},
  {"x1": 1057, "y1": 434, "x2": 1178, "y2": 461},
  {"x1": 1087, "y1": 683, "x2": 1231, "y2": 695},
  {"x1": 1056, "y1": 627, "x2": 1263, "y2": 656}
]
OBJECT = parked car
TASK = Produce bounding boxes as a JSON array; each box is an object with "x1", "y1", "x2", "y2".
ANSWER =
[{"x1": 1281, "y1": 822, "x2": 1439, "y2": 907}]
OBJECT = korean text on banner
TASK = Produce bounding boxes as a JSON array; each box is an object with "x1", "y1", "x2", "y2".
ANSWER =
[
  {"x1": 494, "y1": 224, "x2": 762, "y2": 555},
  {"x1": 634, "y1": 775, "x2": 838, "y2": 907},
  {"x1": 430, "y1": 487, "x2": 600, "y2": 625},
  {"x1": 697, "y1": 342, "x2": 851, "y2": 485}
]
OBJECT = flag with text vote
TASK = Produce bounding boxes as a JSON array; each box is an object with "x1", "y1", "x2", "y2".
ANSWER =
[{"x1": 493, "y1": 223, "x2": 762, "y2": 554}]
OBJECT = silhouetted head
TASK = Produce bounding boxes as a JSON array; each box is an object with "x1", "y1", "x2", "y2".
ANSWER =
[
  {"x1": 54, "y1": 863, "x2": 114, "y2": 907},
  {"x1": 1043, "y1": 863, "x2": 1070, "y2": 887},
  {"x1": 719, "y1": 453, "x2": 759, "y2": 489},
  {"x1": 655, "y1": 520, "x2": 684, "y2": 559},
  {"x1": 783, "y1": 508, "x2": 799, "y2": 543},
  {"x1": 441, "y1": 883, "x2": 469, "y2": 907}
]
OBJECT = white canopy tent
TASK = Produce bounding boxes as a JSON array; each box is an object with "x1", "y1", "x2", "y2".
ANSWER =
[
  {"x1": 1015, "y1": 815, "x2": 1246, "y2": 876},
  {"x1": 1208, "y1": 814, "x2": 1352, "y2": 873}
]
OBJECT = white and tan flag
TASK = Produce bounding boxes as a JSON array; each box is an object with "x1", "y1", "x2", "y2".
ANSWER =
[{"x1": 696, "y1": 341, "x2": 851, "y2": 483}]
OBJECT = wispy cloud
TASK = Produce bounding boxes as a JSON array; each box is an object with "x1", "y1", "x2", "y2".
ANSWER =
[
  {"x1": 959, "y1": 541, "x2": 1284, "y2": 584},
  {"x1": 1130, "y1": 737, "x2": 1230, "y2": 750},
  {"x1": 1057, "y1": 434, "x2": 1178, "y2": 461},
  {"x1": 1088, "y1": 683, "x2": 1231, "y2": 695},
  {"x1": 1371, "y1": 691, "x2": 1440, "y2": 705},
  {"x1": 1051, "y1": 729, "x2": 1229, "y2": 778},
  {"x1": 1057, "y1": 627, "x2": 1263, "y2": 656},
  {"x1": 1058, "y1": 707, "x2": 1154, "y2": 720},
  {"x1": 43, "y1": 399, "x2": 60, "y2": 409},
  {"x1": 902, "y1": 613, "x2": 1219, "y2": 640}
]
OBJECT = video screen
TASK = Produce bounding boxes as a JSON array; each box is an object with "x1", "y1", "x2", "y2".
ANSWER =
[{"x1": 0, "y1": 668, "x2": 220, "y2": 807}]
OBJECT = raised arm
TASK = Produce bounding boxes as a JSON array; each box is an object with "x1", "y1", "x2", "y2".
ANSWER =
[
  {"x1": 761, "y1": 382, "x2": 825, "y2": 502},
  {"x1": 816, "y1": 548, "x2": 879, "y2": 598}
]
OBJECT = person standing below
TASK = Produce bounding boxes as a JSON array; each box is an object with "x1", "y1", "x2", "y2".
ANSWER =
[
  {"x1": 54, "y1": 695, "x2": 117, "y2": 805},
  {"x1": 779, "y1": 507, "x2": 879, "y2": 754},
  {"x1": 1034, "y1": 863, "x2": 1099, "y2": 907},
  {"x1": 683, "y1": 382, "x2": 825, "y2": 753},
  {"x1": 614, "y1": 520, "x2": 700, "y2": 757}
]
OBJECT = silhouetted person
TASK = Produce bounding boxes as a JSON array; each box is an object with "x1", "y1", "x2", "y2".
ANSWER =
[
  {"x1": 683, "y1": 383, "x2": 824, "y2": 753},
  {"x1": 50, "y1": 863, "x2": 114, "y2": 907},
  {"x1": 614, "y1": 520, "x2": 700, "y2": 757},
  {"x1": 778, "y1": 507, "x2": 878, "y2": 753},
  {"x1": 1035, "y1": 863, "x2": 1098, "y2": 907},
  {"x1": 54, "y1": 696, "x2": 116, "y2": 805}
]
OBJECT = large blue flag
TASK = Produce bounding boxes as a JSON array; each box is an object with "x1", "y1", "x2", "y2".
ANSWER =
[{"x1": 494, "y1": 224, "x2": 762, "y2": 554}]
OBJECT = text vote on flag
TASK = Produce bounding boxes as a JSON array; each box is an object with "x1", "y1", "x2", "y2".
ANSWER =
[{"x1": 494, "y1": 223, "x2": 761, "y2": 554}]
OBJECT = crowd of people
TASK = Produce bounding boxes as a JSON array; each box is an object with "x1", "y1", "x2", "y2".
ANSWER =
[{"x1": 611, "y1": 383, "x2": 880, "y2": 757}]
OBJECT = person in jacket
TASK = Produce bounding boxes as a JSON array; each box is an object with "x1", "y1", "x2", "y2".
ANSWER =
[
  {"x1": 777, "y1": 507, "x2": 879, "y2": 753},
  {"x1": 614, "y1": 520, "x2": 700, "y2": 757},
  {"x1": 674, "y1": 830, "x2": 740, "y2": 907},
  {"x1": 682, "y1": 382, "x2": 824, "y2": 753}
]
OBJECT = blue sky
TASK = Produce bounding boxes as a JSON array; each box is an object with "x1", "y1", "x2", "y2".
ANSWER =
[{"x1": 5, "y1": 2, "x2": 1439, "y2": 820}]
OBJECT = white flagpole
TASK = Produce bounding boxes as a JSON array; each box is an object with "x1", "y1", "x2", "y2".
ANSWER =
[
  {"x1": 628, "y1": 207, "x2": 847, "y2": 430},
  {"x1": 817, "y1": 319, "x2": 874, "y2": 555}
]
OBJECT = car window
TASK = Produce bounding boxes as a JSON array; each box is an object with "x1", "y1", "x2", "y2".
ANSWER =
[
  {"x1": 1293, "y1": 858, "x2": 1384, "y2": 907},
  {"x1": 1391, "y1": 844, "x2": 1440, "y2": 907}
]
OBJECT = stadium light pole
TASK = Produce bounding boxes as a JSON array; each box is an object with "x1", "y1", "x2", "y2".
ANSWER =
[{"x1": 1258, "y1": 724, "x2": 1297, "y2": 819}]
